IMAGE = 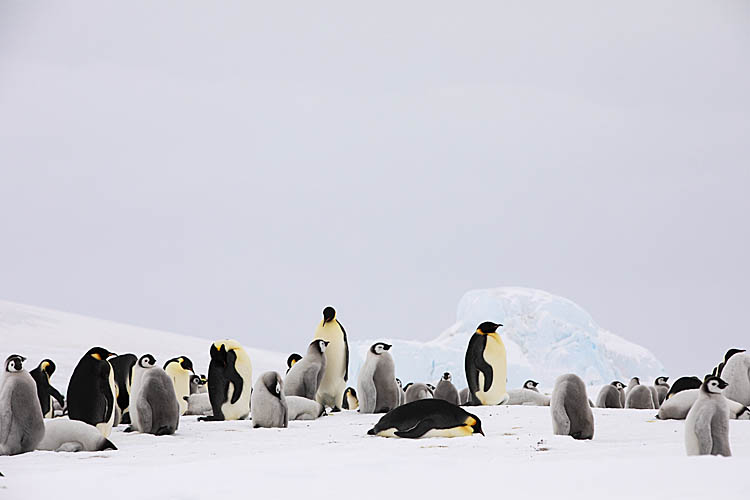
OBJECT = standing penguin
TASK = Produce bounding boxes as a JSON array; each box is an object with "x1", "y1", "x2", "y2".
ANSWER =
[
  {"x1": 109, "y1": 354, "x2": 137, "y2": 425},
  {"x1": 459, "y1": 387, "x2": 470, "y2": 405},
  {"x1": 596, "y1": 381, "x2": 625, "y2": 409},
  {"x1": 550, "y1": 373, "x2": 594, "y2": 440},
  {"x1": 342, "y1": 387, "x2": 359, "y2": 410},
  {"x1": 286, "y1": 354, "x2": 302, "y2": 374},
  {"x1": 433, "y1": 373, "x2": 460, "y2": 405},
  {"x1": 464, "y1": 322, "x2": 508, "y2": 406},
  {"x1": 357, "y1": 342, "x2": 400, "y2": 414},
  {"x1": 712, "y1": 349, "x2": 745, "y2": 378},
  {"x1": 685, "y1": 376, "x2": 732, "y2": 456},
  {"x1": 625, "y1": 377, "x2": 639, "y2": 399},
  {"x1": 200, "y1": 340, "x2": 253, "y2": 422},
  {"x1": 625, "y1": 383, "x2": 654, "y2": 410},
  {"x1": 313, "y1": 306, "x2": 349, "y2": 411},
  {"x1": 404, "y1": 383, "x2": 433, "y2": 404},
  {"x1": 67, "y1": 347, "x2": 117, "y2": 437},
  {"x1": 284, "y1": 340, "x2": 328, "y2": 400},
  {"x1": 0, "y1": 355, "x2": 46, "y2": 455},
  {"x1": 29, "y1": 359, "x2": 65, "y2": 418},
  {"x1": 653, "y1": 376, "x2": 670, "y2": 407},
  {"x1": 251, "y1": 372, "x2": 288, "y2": 428},
  {"x1": 666, "y1": 376, "x2": 702, "y2": 400},
  {"x1": 127, "y1": 354, "x2": 180, "y2": 436},
  {"x1": 190, "y1": 374, "x2": 207, "y2": 395},
  {"x1": 720, "y1": 351, "x2": 750, "y2": 406},
  {"x1": 164, "y1": 356, "x2": 195, "y2": 416},
  {"x1": 396, "y1": 379, "x2": 405, "y2": 406},
  {"x1": 523, "y1": 380, "x2": 540, "y2": 392}
]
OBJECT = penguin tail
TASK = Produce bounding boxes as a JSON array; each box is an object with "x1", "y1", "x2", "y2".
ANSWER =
[
  {"x1": 367, "y1": 428, "x2": 376, "y2": 435},
  {"x1": 155, "y1": 426, "x2": 174, "y2": 436},
  {"x1": 100, "y1": 439, "x2": 118, "y2": 451}
]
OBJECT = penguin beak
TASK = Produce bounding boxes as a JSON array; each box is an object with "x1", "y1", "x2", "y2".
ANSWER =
[{"x1": 383, "y1": 344, "x2": 392, "y2": 350}]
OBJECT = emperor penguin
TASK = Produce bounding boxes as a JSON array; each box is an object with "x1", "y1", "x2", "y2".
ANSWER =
[
  {"x1": 396, "y1": 378, "x2": 405, "y2": 406},
  {"x1": 38, "y1": 419, "x2": 117, "y2": 452},
  {"x1": 284, "y1": 340, "x2": 328, "y2": 400},
  {"x1": 164, "y1": 356, "x2": 196, "y2": 416},
  {"x1": 625, "y1": 383, "x2": 654, "y2": 409},
  {"x1": 625, "y1": 377, "x2": 639, "y2": 399},
  {"x1": 357, "y1": 342, "x2": 400, "y2": 414},
  {"x1": 251, "y1": 371, "x2": 288, "y2": 428},
  {"x1": 184, "y1": 393, "x2": 213, "y2": 417},
  {"x1": 29, "y1": 359, "x2": 65, "y2": 418},
  {"x1": 666, "y1": 376, "x2": 702, "y2": 399},
  {"x1": 190, "y1": 374, "x2": 207, "y2": 395},
  {"x1": 313, "y1": 306, "x2": 349, "y2": 411},
  {"x1": 719, "y1": 351, "x2": 750, "y2": 406},
  {"x1": 685, "y1": 376, "x2": 732, "y2": 456},
  {"x1": 657, "y1": 388, "x2": 750, "y2": 421},
  {"x1": 653, "y1": 376, "x2": 670, "y2": 406},
  {"x1": 367, "y1": 399, "x2": 484, "y2": 439},
  {"x1": 127, "y1": 354, "x2": 180, "y2": 435},
  {"x1": 404, "y1": 383, "x2": 433, "y2": 404},
  {"x1": 286, "y1": 396, "x2": 326, "y2": 420},
  {"x1": 550, "y1": 373, "x2": 594, "y2": 440},
  {"x1": 200, "y1": 340, "x2": 253, "y2": 421},
  {"x1": 109, "y1": 354, "x2": 137, "y2": 425},
  {"x1": 464, "y1": 321, "x2": 508, "y2": 406},
  {"x1": 67, "y1": 347, "x2": 118, "y2": 437},
  {"x1": 433, "y1": 372, "x2": 460, "y2": 405},
  {"x1": 286, "y1": 353, "x2": 302, "y2": 374},
  {"x1": 0, "y1": 355, "x2": 46, "y2": 455},
  {"x1": 342, "y1": 387, "x2": 359, "y2": 410},
  {"x1": 506, "y1": 388, "x2": 551, "y2": 406},
  {"x1": 523, "y1": 380, "x2": 540, "y2": 392},
  {"x1": 596, "y1": 381, "x2": 625, "y2": 409},
  {"x1": 459, "y1": 387, "x2": 470, "y2": 405},
  {"x1": 712, "y1": 348, "x2": 745, "y2": 378}
]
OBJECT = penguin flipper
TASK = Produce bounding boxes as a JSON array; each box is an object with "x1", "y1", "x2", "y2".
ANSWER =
[
  {"x1": 394, "y1": 419, "x2": 436, "y2": 439},
  {"x1": 225, "y1": 351, "x2": 244, "y2": 405},
  {"x1": 466, "y1": 335, "x2": 494, "y2": 396},
  {"x1": 49, "y1": 386, "x2": 65, "y2": 406}
]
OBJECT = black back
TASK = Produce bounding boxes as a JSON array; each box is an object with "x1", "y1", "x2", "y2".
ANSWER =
[
  {"x1": 109, "y1": 354, "x2": 137, "y2": 415},
  {"x1": 665, "y1": 376, "x2": 702, "y2": 399},
  {"x1": 368, "y1": 399, "x2": 479, "y2": 437},
  {"x1": 205, "y1": 344, "x2": 244, "y2": 420},
  {"x1": 464, "y1": 332, "x2": 491, "y2": 405},
  {"x1": 67, "y1": 350, "x2": 115, "y2": 426}
]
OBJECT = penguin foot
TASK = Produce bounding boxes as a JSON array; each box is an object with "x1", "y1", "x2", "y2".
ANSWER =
[{"x1": 330, "y1": 407, "x2": 341, "y2": 413}]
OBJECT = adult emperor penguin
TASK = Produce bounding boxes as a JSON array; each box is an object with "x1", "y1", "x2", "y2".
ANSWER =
[
  {"x1": 0, "y1": 355, "x2": 46, "y2": 455},
  {"x1": 625, "y1": 384, "x2": 654, "y2": 409},
  {"x1": 286, "y1": 354, "x2": 302, "y2": 374},
  {"x1": 342, "y1": 387, "x2": 359, "y2": 410},
  {"x1": 29, "y1": 359, "x2": 65, "y2": 418},
  {"x1": 405, "y1": 383, "x2": 434, "y2": 404},
  {"x1": 109, "y1": 354, "x2": 137, "y2": 425},
  {"x1": 666, "y1": 376, "x2": 702, "y2": 399},
  {"x1": 200, "y1": 340, "x2": 253, "y2": 421},
  {"x1": 596, "y1": 381, "x2": 625, "y2": 409},
  {"x1": 164, "y1": 356, "x2": 195, "y2": 416},
  {"x1": 657, "y1": 388, "x2": 750, "y2": 421},
  {"x1": 313, "y1": 306, "x2": 349, "y2": 411},
  {"x1": 550, "y1": 373, "x2": 594, "y2": 440},
  {"x1": 685, "y1": 376, "x2": 732, "y2": 456},
  {"x1": 127, "y1": 354, "x2": 180, "y2": 435},
  {"x1": 720, "y1": 351, "x2": 750, "y2": 406},
  {"x1": 286, "y1": 396, "x2": 326, "y2": 420},
  {"x1": 284, "y1": 340, "x2": 328, "y2": 400},
  {"x1": 357, "y1": 342, "x2": 400, "y2": 414},
  {"x1": 523, "y1": 380, "x2": 540, "y2": 392},
  {"x1": 433, "y1": 372, "x2": 460, "y2": 405},
  {"x1": 251, "y1": 371, "x2": 288, "y2": 428},
  {"x1": 38, "y1": 419, "x2": 117, "y2": 452},
  {"x1": 464, "y1": 321, "x2": 508, "y2": 406},
  {"x1": 67, "y1": 347, "x2": 117, "y2": 437},
  {"x1": 367, "y1": 399, "x2": 484, "y2": 439}
]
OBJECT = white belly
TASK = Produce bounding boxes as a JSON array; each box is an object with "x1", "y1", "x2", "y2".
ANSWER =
[
  {"x1": 314, "y1": 329, "x2": 346, "y2": 407},
  {"x1": 475, "y1": 333, "x2": 508, "y2": 405}
]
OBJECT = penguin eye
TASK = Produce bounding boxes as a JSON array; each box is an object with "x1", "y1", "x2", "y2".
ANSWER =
[{"x1": 275, "y1": 383, "x2": 281, "y2": 395}]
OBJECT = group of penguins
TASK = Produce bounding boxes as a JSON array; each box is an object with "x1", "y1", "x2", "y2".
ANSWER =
[{"x1": 0, "y1": 307, "x2": 748, "y2": 458}]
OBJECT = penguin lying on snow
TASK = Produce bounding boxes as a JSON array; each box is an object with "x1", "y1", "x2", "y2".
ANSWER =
[
  {"x1": 38, "y1": 419, "x2": 117, "y2": 452},
  {"x1": 29, "y1": 359, "x2": 65, "y2": 419},
  {"x1": 685, "y1": 376, "x2": 732, "y2": 456},
  {"x1": 286, "y1": 396, "x2": 326, "y2": 420},
  {"x1": 433, "y1": 373, "x2": 460, "y2": 405},
  {"x1": 666, "y1": 376, "x2": 702, "y2": 399},
  {"x1": 506, "y1": 388, "x2": 550, "y2": 406},
  {"x1": 551, "y1": 373, "x2": 594, "y2": 440},
  {"x1": 368, "y1": 399, "x2": 484, "y2": 439},
  {"x1": 656, "y1": 388, "x2": 750, "y2": 420},
  {"x1": 0, "y1": 355, "x2": 46, "y2": 455}
]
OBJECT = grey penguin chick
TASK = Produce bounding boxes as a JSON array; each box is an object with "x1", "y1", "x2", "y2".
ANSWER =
[
  {"x1": 506, "y1": 388, "x2": 550, "y2": 406},
  {"x1": 37, "y1": 419, "x2": 117, "y2": 452},
  {"x1": 459, "y1": 387, "x2": 470, "y2": 405},
  {"x1": 396, "y1": 379, "x2": 405, "y2": 407},
  {"x1": 649, "y1": 386, "x2": 660, "y2": 409},
  {"x1": 625, "y1": 384, "x2": 654, "y2": 409},
  {"x1": 720, "y1": 352, "x2": 750, "y2": 406},
  {"x1": 550, "y1": 373, "x2": 594, "y2": 440},
  {"x1": 433, "y1": 372, "x2": 460, "y2": 405},
  {"x1": 405, "y1": 383, "x2": 434, "y2": 404},
  {"x1": 284, "y1": 340, "x2": 328, "y2": 400},
  {"x1": 625, "y1": 377, "x2": 639, "y2": 399},
  {"x1": 523, "y1": 380, "x2": 540, "y2": 392},
  {"x1": 653, "y1": 377, "x2": 670, "y2": 406},
  {"x1": 685, "y1": 376, "x2": 731, "y2": 456},
  {"x1": 357, "y1": 342, "x2": 400, "y2": 413},
  {"x1": 596, "y1": 381, "x2": 625, "y2": 409},
  {"x1": 0, "y1": 355, "x2": 46, "y2": 455},
  {"x1": 184, "y1": 394, "x2": 213, "y2": 416},
  {"x1": 251, "y1": 371, "x2": 288, "y2": 428},
  {"x1": 190, "y1": 374, "x2": 207, "y2": 395},
  {"x1": 127, "y1": 354, "x2": 180, "y2": 435},
  {"x1": 286, "y1": 396, "x2": 325, "y2": 420},
  {"x1": 656, "y1": 388, "x2": 750, "y2": 420}
]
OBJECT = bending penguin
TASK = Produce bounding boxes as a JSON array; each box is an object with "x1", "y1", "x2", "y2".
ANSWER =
[
  {"x1": 313, "y1": 306, "x2": 349, "y2": 412},
  {"x1": 164, "y1": 356, "x2": 195, "y2": 416},
  {"x1": 200, "y1": 340, "x2": 253, "y2": 421},
  {"x1": 464, "y1": 322, "x2": 508, "y2": 406},
  {"x1": 67, "y1": 347, "x2": 117, "y2": 437},
  {"x1": 368, "y1": 399, "x2": 484, "y2": 439},
  {"x1": 0, "y1": 355, "x2": 46, "y2": 455},
  {"x1": 596, "y1": 381, "x2": 625, "y2": 409},
  {"x1": 29, "y1": 359, "x2": 65, "y2": 418},
  {"x1": 109, "y1": 354, "x2": 137, "y2": 425},
  {"x1": 342, "y1": 387, "x2": 359, "y2": 410},
  {"x1": 284, "y1": 340, "x2": 328, "y2": 400},
  {"x1": 38, "y1": 419, "x2": 117, "y2": 452},
  {"x1": 357, "y1": 342, "x2": 400, "y2": 413},
  {"x1": 127, "y1": 354, "x2": 180, "y2": 435},
  {"x1": 550, "y1": 373, "x2": 594, "y2": 440},
  {"x1": 685, "y1": 376, "x2": 732, "y2": 456},
  {"x1": 251, "y1": 371, "x2": 288, "y2": 428}
]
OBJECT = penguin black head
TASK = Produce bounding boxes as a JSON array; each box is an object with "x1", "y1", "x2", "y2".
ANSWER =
[
  {"x1": 210, "y1": 343, "x2": 229, "y2": 366},
  {"x1": 262, "y1": 372, "x2": 283, "y2": 398},
  {"x1": 287, "y1": 353, "x2": 302, "y2": 369},
  {"x1": 426, "y1": 384, "x2": 436, "y2": 392},
  {"x1": 138, "y1": 354, "x2": 157, "y2": 368},
  {"x1": 523, "y1": 380, "x2": 538, "y2": 389},
  {"x1": 724, "y1": 348, "x2": 745, "y2": 362},
  {"x1": 165, "y1": 356, "x2": 195, "y2": 373},
  {"x1": 315, "y1": 340, "x2": 330, "y2": 354},
  {"x1": 370, "y1": 342, "x2": 392, "y2": 355},
  {"x1": 403, "y1": 382, "x2": 413, "y2": 392},
  {"x1": 323, "y1": 306, "x2": 336, "y2": 324},
  {"x1": 99, "y1": 439, "x2": 118, "y2": 451},
  {"x1": 655, "y1": 376, "x2": 669, "y2": 386},
  {"x1": 4, "y1": 355, "x2": 26, "y2": 372},
  {"x1": 611, "y1": 381, "x2": 626, "y2": 390},
  {"x1": 442, "y1": 372, "x2": 452, "y2": 382},
  {"x1": 40, "y1": 359, "x2": 56, "y2": 376},
  {"x1": 630, "y1": 377, "x2": 640, "y2": 384},
  {"x1": 466, "y1": 413, "x2": 485, "y2": 436},
  {"x1": 702, "y1": 375, "x2": 728, "y2": 394},
  {"x1": 191, "y1": 374, "x2": 205, "y2": 386},
  {"x1": 345, "y1": 387, "x2": 357, "y2": 397},
  {"x1": 396, "y1": 378, "x2": 403, "y2": 389},
  {"x1": 87, "y1": 347, "x2": 116, "y2": 361},
  {"x1": 476, "y1": 322, "x2": 502, "y2": 335}
]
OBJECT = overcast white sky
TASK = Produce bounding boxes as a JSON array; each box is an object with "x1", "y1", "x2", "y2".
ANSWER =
[{"x1": 1, "y1": 1, "x2": 748, "y2": 376}]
